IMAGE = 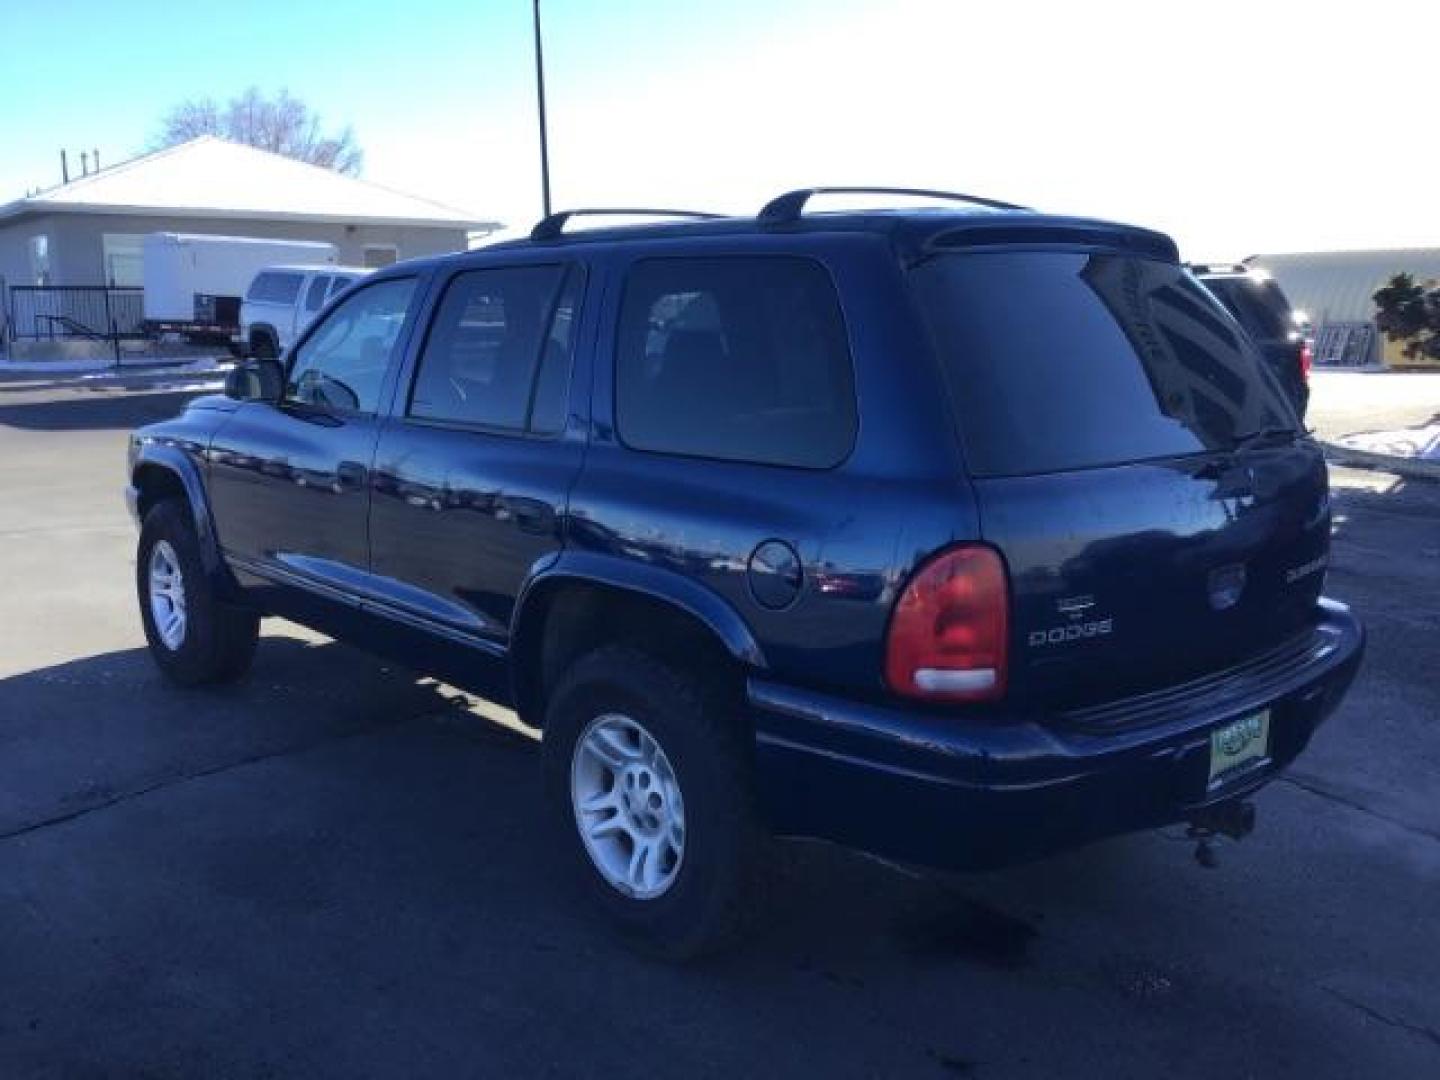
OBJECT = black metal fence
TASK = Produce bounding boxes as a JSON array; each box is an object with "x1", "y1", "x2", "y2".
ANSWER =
[{"x1": 6, "y1": 286, "x2": 146, "y2": 341}]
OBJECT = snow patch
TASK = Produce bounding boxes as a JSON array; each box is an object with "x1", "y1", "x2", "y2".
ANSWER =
[{"x1": 1336, "y1": 423, "x2": 1440, "y2": 461}]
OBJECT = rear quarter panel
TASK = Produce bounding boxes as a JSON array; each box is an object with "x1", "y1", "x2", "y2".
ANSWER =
[{"x1": 571, "y1": 233, "x2": 977, "y2": 696}]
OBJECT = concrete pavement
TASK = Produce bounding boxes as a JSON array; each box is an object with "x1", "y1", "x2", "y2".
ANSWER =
[{"x1": 1308, "y1": 370, "x2": 1440, "y2": 442}]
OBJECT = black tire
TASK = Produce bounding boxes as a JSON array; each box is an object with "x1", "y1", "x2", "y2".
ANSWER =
[
  {"x1": 541, "y1": 645, "x2": 765, "y2": 960},
  {"x1": 137, "y1": 500, "x2": 259, "y2": 686}
]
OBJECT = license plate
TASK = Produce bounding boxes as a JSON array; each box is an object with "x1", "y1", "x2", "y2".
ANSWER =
[{"x1": 1208, "y1": 709, "x2": 1271, "y2": 785}]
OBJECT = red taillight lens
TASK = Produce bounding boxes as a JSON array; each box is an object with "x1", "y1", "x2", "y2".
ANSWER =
[
  {"x1": 885, "y1": 544, "x2": 1009, "y2": 703},
  {"x1": 1299, "y1": 339, "x2": 1313, "y2": 382}
]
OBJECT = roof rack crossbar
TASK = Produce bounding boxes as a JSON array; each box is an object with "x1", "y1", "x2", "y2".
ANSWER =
[
  {"x1": 758, "y1": 186, "x2": 1029, "y2": 224},
  {"x1": 530, "y1": 208, "x2": 723, "y2": 241}
]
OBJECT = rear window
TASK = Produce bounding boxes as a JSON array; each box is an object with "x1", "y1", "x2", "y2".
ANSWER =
[
  {"x1": 247, "y1": 272, "x2": 303, "y2": 305},
  {"x1": 615, "y1": 256, "x2": 856, "y2": 469},
  {"x1": 912, "y1": 252, "x2": 1296, "y2": 477},
  {"x1": 1199, "y1": 276, "x2": 1293, "y2": 340}
]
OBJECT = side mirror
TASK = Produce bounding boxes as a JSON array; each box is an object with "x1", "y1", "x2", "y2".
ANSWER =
[{"x1": 224, "y1": 358, "x2": 284, "y2": 403}]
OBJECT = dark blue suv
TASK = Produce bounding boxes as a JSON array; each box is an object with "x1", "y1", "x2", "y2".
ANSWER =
[{"x1": 127, "y1": 189, "x2": 1364, "y2": 958}]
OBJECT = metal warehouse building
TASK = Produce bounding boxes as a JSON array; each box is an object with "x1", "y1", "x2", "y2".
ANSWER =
[{"x1": 1248, "y1": 248, "x2": 1440, "y2": 369}]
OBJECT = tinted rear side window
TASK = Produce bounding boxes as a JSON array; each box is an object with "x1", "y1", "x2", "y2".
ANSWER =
[
  {"x1": 247, "y1": 272, "x2": 303, "y2": 304},
  {"x1": 615, "y1": 256, "x2": 856, "y2": 468},
  {"x1": 530, "y1": 267, "x2": 583, "y2": 434},
  {"x1": 912, "y1": 252, "x2": 1295, "y2": 477},
  {"x1": 409, "y1": 264, "x2": 579, "y2": 434}
]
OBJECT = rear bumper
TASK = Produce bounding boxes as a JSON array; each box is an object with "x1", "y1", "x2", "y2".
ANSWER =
[{"x1": 748, "y1": 598, "x2": 1364, "y2": 870}]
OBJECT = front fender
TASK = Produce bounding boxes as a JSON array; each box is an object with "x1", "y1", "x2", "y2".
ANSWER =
[{"x1": 128, "y1": 438, "x2": 224, "y2": 577}]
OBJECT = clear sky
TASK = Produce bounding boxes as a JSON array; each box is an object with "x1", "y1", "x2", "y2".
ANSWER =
[{"x1": 2, "y1": 0, "x2": 1436, "y2": 259}]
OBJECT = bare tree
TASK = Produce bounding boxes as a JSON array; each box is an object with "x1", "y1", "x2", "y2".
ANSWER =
[{"x1": 154, "y1": 88, "x2": 363, "y2": 176}]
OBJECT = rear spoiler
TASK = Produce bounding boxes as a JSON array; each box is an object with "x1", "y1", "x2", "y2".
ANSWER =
[{"x1": 919, "y1": 222, "x2": 1179, "y2": 264}]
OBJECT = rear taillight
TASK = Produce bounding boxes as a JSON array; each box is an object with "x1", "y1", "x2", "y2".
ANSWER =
[
  {"x1": 884, "y1": 544, "x2": 1009, "y2": 703},
  {"x1": 1299, "y1": 339, "x2": 1313, "y2": 382}
]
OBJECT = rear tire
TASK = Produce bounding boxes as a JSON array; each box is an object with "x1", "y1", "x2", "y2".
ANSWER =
[
  {"x1": 541, "y1": 646, "x2": 765, "y2": 960},
  {"x1": 137, "y1": 500, "x2": 259, "y2": 686}
]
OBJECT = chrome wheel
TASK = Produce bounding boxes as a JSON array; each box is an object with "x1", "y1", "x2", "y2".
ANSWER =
[
  {"x1": 148, "y1": 540, "x2": 187, "y2": 650},
  {"x1": 571, "y1": 713, "x2": 686, "y2": 900}
]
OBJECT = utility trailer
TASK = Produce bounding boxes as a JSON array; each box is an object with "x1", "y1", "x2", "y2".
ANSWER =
[{"x1": 142, "y1": 234, "x2": 337, "y2": 345}]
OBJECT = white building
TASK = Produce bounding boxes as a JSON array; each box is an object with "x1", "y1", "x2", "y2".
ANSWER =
[{"x1": 0, "y1": 136, "x2": 499, "y2": 292}]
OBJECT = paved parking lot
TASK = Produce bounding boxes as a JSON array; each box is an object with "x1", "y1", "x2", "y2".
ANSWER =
[
  {"x1": 1, "y1": 375, "x2": 1438, "y2": 1078},
  {"x1": 1308, "y1": 370, "x2": 1440, "y2": 442}
]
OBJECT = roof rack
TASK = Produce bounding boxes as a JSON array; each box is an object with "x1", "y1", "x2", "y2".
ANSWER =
[
  {"x1": 530, "y1": 208, "x2": 723, "y2": 241},
  {"x1": 758, "y1": 186, "x2": 1029, "y2": 225}
]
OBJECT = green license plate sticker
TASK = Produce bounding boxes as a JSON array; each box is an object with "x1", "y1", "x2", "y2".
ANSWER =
[{"x1": 1209, "y1": 709, "x2": 1271, "y2": 785}]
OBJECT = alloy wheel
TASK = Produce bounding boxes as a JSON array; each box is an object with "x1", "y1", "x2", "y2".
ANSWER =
[
  {"x1": 571, "y1": 713, "x2": 687, "y2": 899},
  {"x1": 148, "y1": 540, "x2": 187, "y2": 650}
]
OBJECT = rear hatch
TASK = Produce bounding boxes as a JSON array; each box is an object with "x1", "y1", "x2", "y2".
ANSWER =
[{"x1": 911, "y1": 249, "x2": 1331, "y2": 710}]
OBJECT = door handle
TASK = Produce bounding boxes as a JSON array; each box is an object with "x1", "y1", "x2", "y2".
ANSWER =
[{"x1": 336, "y1": 462, "x2": 368, "y2": 490}]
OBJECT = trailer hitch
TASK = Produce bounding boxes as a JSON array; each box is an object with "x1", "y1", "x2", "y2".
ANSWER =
[{"x1": 1186, "y1": 799, "x2": 1256, "y2": 868}]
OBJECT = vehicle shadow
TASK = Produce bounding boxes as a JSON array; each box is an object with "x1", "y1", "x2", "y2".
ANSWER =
[
  {"x1": 0, "y1": 628, "x2": 1135, "y2": 955},
  {"x1": 0, "y1": 388, "x2": 206, "y2": 432},
  {"x1": 0, "y1": 635, "x2": 464, "y2": 836},
  {"x1": 0, "y1": 633, "x2": 1405, "y2": 1077},
  {"x1": 0, "y1": 630, "x2": 1039, "y2": 958}
]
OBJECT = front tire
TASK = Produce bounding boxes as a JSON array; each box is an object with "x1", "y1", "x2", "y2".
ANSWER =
[
  {"x1": 137, "y1": 500, "x2": 259, "y2": 686},
  {"x1": 541, "y1": 646, "x2": 764, "y2": 960}
]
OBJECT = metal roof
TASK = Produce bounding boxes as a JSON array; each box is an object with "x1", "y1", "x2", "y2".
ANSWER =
[
  {"x1": 1248, "y1": 248, "x2": 1440, "y2": 324},
  {"x1": 0, "y1": 137, "x2": 498, "y2": 231}
]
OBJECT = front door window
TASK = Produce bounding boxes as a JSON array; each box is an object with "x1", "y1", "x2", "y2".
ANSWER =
[{"x1": 285, "y1": 277, "x2": 417, "y2": 414}]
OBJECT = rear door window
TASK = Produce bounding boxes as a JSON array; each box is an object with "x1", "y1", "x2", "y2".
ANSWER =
[
  {"x1": 530, "y1": 267, "x2": 584, "y2": 434},
  {"x1": 408, "y1": 264, "x2": 581, "y2": 434},
  {"x1": 911, "y1": 252, "x2": 1296, "y2": 478},
  {"x1": 247, "y1": 272, "x2": 304, "y2": 305},
  {"x1": 615, "y1": 256, "x2": 856, "y2": 468}
]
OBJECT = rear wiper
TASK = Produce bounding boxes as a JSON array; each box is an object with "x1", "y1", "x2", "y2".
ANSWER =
[{"x1": 1229, "y1": 425, "x2": 1301, "y2": 452}]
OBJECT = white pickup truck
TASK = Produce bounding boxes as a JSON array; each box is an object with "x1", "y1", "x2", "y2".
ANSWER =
[
  {"x1": 238, "y1": 265, "x2": 372, "y2": 358},
  {"x1": 142, "y1": 234, "x2": 338, "y2": 343}
]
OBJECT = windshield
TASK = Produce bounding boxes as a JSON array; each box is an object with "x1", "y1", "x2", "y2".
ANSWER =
[{"x1": 912, "y1": 251, "x2": 1297, "y2": 477}]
